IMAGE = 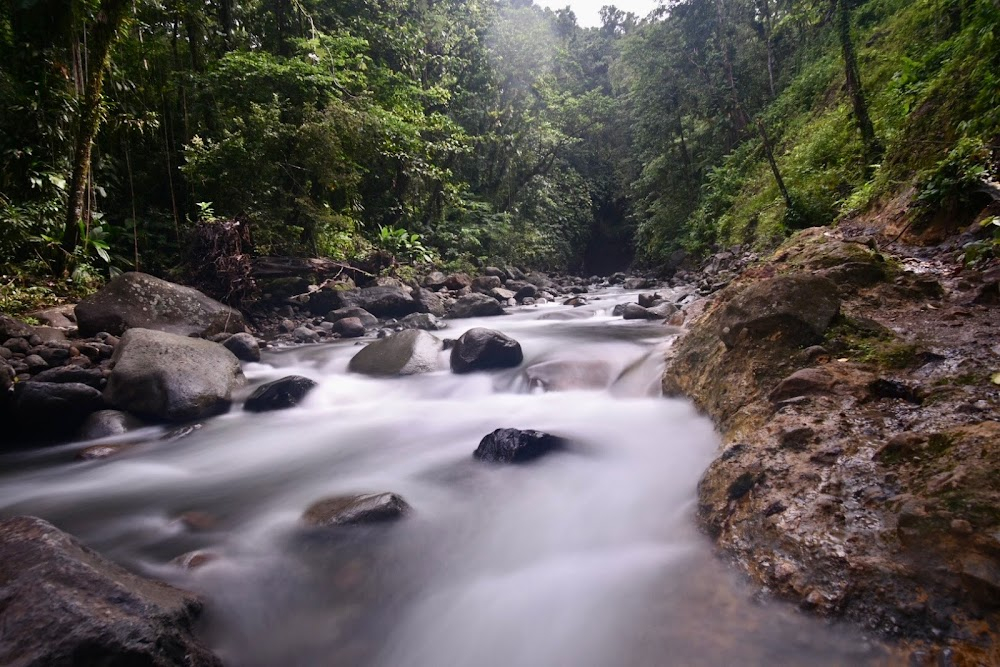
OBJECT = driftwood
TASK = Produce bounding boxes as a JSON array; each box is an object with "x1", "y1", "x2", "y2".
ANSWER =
[{"x1": 253, "y1": 256, "x2": 373, "y2": 281}]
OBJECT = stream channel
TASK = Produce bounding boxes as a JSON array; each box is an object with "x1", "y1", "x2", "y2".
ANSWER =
[{"x1": 0, "y1": 285, "x2": 889, "y2": 666}]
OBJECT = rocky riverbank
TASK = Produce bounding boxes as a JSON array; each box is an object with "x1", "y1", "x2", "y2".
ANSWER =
[{"x1": 664, "y1": 226, "x2": 1000, "y2": 663}]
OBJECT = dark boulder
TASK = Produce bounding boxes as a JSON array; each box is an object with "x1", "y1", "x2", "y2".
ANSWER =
[
  {"x1": 75, "y1": 272, "x2": 245, "y2": 337},
  {"x1": 104, "y1": 328, "x2": 245, "y2": 422},
  {"x1": 222, "y1": 332, "x2": 261, "y2": 362},
  {"x1": 474, "y1": 428, "x2": 567, "y2": 464},
  {"x1": 0, "y1": 314, "x2": 33, "y2": 339},
  {"x1": 621, "y1": 303, "x2": 661, "y2": 320},
  {"x1": 0, "y1": 516, "x2": 221, "y2": 666},
  {"x1": 337, "y1": 286, "x2": 418, "y2": 318},
  {"x1": 446, "y1": 293, "x2": 505, "y2": 319},
  {"x1": 348, "y1": 329, "x2": 444, "y2": 376},
  {"x1": 717, "y1": 273, "x2": 840, "y2": 349},
  {"x1": 472, "y1": 275, "x2": 502, "y2": 293},
  {"x1": 422, "y1": 271, "x2": 448, "y2": 289},
  {"x1": 484, "y1": 266, "x2": 508, "y2": 280},
  {"x1": 10, "y1": 382, "x2": 105, "y2": 440},
  {"x1": 244, "y1": 375, "x2": 318, "y2": 412},
  {"x1": 401, "y1": 312, "x2": 446, "y2": 331},
  {"x1": 442, "y1": 273, "x2": 472, "y2": 290},
  {"x1": 450, "y1": 328, "x2": 523, "y2": 374},
  {"x1": 325, "y1": 306, "x2": 378, "y2": 328},
  {"x1": 412, "y1": 288, "x2": 447, "y2": 317},
  {"x1": 333, "y1": 317, "x2": 366, "y2": 338},
  {"x1": 30, "y1": 365, "x2": 105, "y2": 388},
  {"x1": 302, "y1": 493, "x2": 411, "y2": 527}
]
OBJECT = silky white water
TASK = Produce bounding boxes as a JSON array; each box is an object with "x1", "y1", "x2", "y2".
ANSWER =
[{"x1": 0, "y1": 287, "x2": 884, "y2": 666}]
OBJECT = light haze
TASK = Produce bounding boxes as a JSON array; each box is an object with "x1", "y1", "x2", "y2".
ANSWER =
[{"x1": 538, "y1": 0, "x2": 662, "y2": 28}]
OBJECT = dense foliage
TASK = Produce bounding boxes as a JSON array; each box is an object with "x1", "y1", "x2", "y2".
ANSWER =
[{"x1": 2, "y1": 0, "x2": 998, "y2": 291}]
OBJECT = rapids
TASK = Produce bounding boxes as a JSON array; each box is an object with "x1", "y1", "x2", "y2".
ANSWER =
[{"x1": 0, "y1": 286, "x2": 886, "y2": 666}]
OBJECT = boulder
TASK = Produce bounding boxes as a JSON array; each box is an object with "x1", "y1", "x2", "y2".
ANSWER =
[
  {"x1": 0, "y1": 359, "x2": 13, "y2": 393},
  {"x1": 0, "y1": 516, "x2": 221, "y2": 666},
  {"x1": 10, "y1": 382, "x2": 105, "y2": 440},
  {"x1": 474, "y1": 428, "x2": 567, "y2": 464},
  {"x1": 333, "y1": 317, "x2": 366, "y2": 338},
  {"x1": 621, "y1": 303, "x2": 661, "y2": 320},
  {"x1": 472, "y1": 275, "x2": 502, "y2": 293},
  {"x1": 450, "y1": 328, "x2": 524, "y2": 374},
  {"x1": 223, "y1": 332, "x2": 261, "y2": 362},
  {"x1": 293, "y1": 326, "x2": 320, "y2": 343},
  {"x1": 447, "y1": 293, "x2": 505, "y2": 319},
  {"x1": 347, "y1": 330, "x2": 444, "y2": 376},
  {"x1": 79, "y1": 409, "x2": 143, "y2": 440},
  {"x1": 30, "y1": 305, "x2": 76, "y2": 328},
  {"x1": 325, "y1": 306, "x2": 378, "y2": 328},
  {"x1": 244, "y1": 375, "x2": 317, "y2": 412},
  {"x1": 30, "y1": 365, "x2": 104, "y2": 388},
  {"x1": 491, "y1": 287, "x2": 516, "y2": 302},
  {"x1": 412, "y1": 288, "x2": 447, "y2": 317},
  {"x1": 302, "y1": 493, "x2": 411, "y2": 527},
  {"x1": 768, "y1": 367, "x2": 837, "y2": 403},
  {"x1": 717, "y1": 274, "x2": 840, "y2": 349},
  {"x1": 104, "y1": 328, "x2": 245, "y2": 422},
  {"x1": 422, "y1": 271, "x2": 448, "y2": 289},
  {"x1": 647, "y1": 302, "x2": 678, "y2": 319},
  {"x1": 484, "y1": 266, "x2": 507, "y2": 280},
  {"x1": 442, "y1": 273, "x2": 472, "y2": 290},
  {"x1": 337, "y1": 286, "x2": 418, "y2": 317},
  {"x1": 637, "y1": 293, "x2": 663, "y2": 308},
  {"x1": 75, "y1": 272, "x2": 245, "y2": 337},
  {"x1": 0, "y1": 314, "x2": 33, "y2": 339},
  {"x1": 400, "y1": 312, "x2": 445, "y2": 331}
]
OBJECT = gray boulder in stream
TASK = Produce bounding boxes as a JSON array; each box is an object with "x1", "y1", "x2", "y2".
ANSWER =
[
  {"x1": 75, "y1": 271, "x2": 245, "y2": 337},
  {"x1": 0, "y1": 516, "x2": 222, "y2": 666},
  {"x1": 348, "y1": 329, "x2": 444, "y2": 376},
  {"x1": 104, "y1": 328, "x2": 245, "y2": 421},
  {"x1": 474, "y1": 428, "x2": 567, "y2": 463},
  {"x1": 446, "y1": 293, "x2": 504, "y2": 319},
  {"x1": 450, "y1": 328, "x2": 523, "y2": 374}
]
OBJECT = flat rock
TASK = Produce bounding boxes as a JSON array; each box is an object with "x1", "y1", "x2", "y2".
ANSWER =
[{"x1": 75, "y1": 272, "x2": 245, "y2": 337}]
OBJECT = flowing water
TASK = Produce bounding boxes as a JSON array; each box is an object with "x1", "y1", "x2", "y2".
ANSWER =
[{"x1": 0, "y1": 286, "x2": 889, "y2": 666}]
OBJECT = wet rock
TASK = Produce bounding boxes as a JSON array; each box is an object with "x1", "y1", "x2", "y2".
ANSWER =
[
  {"x1": 867, "y1": 378, "x2": 923, "y2": 404},
  {"x1": 337, "y1": 286, "x2": 418, "y2": 318},
  {"x1": 0, "y1": 516, "x2": 221, "y2": 666},
  {"x1": 491, "y1": 287, "x2": 516, "y2": 302},
  {"x1": 10, "y1": 382, "x2": 105, "y2": 440},
  {"x1": 472, "y1": 275, "x2": 502, "y2": 293},
  {"x1": 473, "y1": 428, "x2": 567, "y2": 463},
  {"x1": 727, "y1": 472, "x2": 759, "y2": 500},
  {"x1": 77, "y1": 443, "x2": 135, "y2": 460},
  {"x1": 78, "y1": 409, "x2": 143, "y2": 440},
  {"x1": 333, "y1": 317, "x2": 366, "y2": 338},
  {"x1": 717, "y1": 274, "x2": 840, "y2": 349},
  {"x1": 171, "y1": 550, "x2": 220, "y2": 570},
  {"x1": 524, "y1": 360, "x2": 613, "y2": 391},
  {"x1": 450, "y1": 328, "x2": 523, "y2": 374},
  {"x1": 293, "y1": 326, "x2": 320, "y2": 343},
  {"x1": 611, "y1": 303, "x2": 627, "y2": 316},
  {"x1": 325, "y1": 306, "x2": 378, "y2": 328},
  {"x1": 30, "y1": 365, "x2": 104, "y2": 388},
  {"x1": 638, "y1": 293, "x2": 664, "y2": 308},
  {"x1": 563, "y1": 296, "x2": 587, "y2": 307},
  {"x1": 768, "y1": 368, "x2": 836, "y2": 403},
  {"x1": 223, "y1": 332, "x2": 261, "y2": 362},
  {"x1": 302, "y1": 493, "x2": 411, "y2": 526},
  {"x1": 647, "y1": 302, "x2": 678, "y2": 318},
  {"x1": 23, "y1": 353, "x2": 48, "y2": 373},
  {"x1": 400, "y1": 312, "x2": 445, "y2": 331},
  {"x1": 621, "y1": 303, "x2": 661, "y2": 320},
  {"x1": 513, "y1": 284, "x2": 538, "y2": 301},
  {"x1": 75, "y1": 271, "x2": 245, "y2": 337},
  {"x1": 412, "y1": 288, "x2": 447, "y2": 317},
  {"x1": 446, "y1": 293, "x2": 505, "y2": 319},
  {"x1": 348, "y1": 329, "x2": 443, "y2": 376},
  {"x1": 105, "y1": 328, "x2": 245, "y2": 422},
  {"x1": 244, "y1": 375, "x2": 318, "y2": 412},
  {"x1": 0, "y1": 313, "x2": 33, "y2": 339},
  {"x1": 4, "y1": 337, "x2": 30, "y2": 354},
  {"x1": 779, "y1": 427, "x2": 815, "y2": 450}
]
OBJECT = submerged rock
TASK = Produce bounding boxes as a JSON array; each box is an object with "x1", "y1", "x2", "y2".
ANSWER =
[
  {"x1": 450, "y1": 328, "x2": 523, "y2": 374},
  {"x1": 348, "y1": 329, "x2": 444, "y2": 376},
  {"x1": 0, "y1": 516, "x2": 221, "y2": 666},
  {"x1": 302, "y1": 493, "x2": 411, "y2": 526},
  {"x1": 75, "y1": 271, "x2": 245, "y2": 337},
  {"x1": 104, "y1": 328, "x2": 245, "y2": 422},
  {"x1": 244, "y1": 375, "x2": 318, "y2": 412},
  {"x1": 474, "y1": 428, "x2": 567, "y2": 463},
  {"x1": 78, "y1": 409, "x2": 144, "y2": 440}
]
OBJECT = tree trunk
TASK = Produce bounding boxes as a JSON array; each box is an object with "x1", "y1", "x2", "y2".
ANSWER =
[
  {"x1": 756, "y1": 119, "x2": 794, "y2": 212},
  {"x1": 835, "y1": 0, "x2": 881, "y2": 166},
  {"x1": 60, "y1": 0, "x2": 130, "y2": 265}
]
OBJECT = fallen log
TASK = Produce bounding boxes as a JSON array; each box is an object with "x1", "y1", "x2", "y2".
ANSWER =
[{"x1": 253, "y1": 256, "x2": 373, "y2": 280}]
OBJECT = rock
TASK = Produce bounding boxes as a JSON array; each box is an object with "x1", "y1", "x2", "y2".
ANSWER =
[
  {"x1": 0, "y1": 516, "x2": 221, "y2": 666},
  {"x1": 491, "y1": 287, "x2": 516, "y2": 302},
  {"x1": 171, "y1": 550, "x2": 220, "y2": 570},
  {"x1": 623, "y1": 277, "x2": 655, "y2": 290},
  {"x1": 293, "y1": 326, "x2": 320, "y2": 343},
  {"x1": 337, "y1": 286, "x2": 418, "y2": 318},
  {"x1": 4, "y1": 337, "x2": 29, "y2": 354},
  {"x1": 647, "y1": 302, "x2": 678, "y2": 318},
  {"x1": 412, "y1": 288, "x2": 447, "y2": 317},
  {"x1": 30, "y1": 365, "x2": 104, "y2": 388},
  {"x1": 401, "y1": 312, "x2": 445, "y2": 331},
  {"x1": 333, "y1": 317, "x2": 366, "y2": 338},
  {"x1": 325, "y1": 306, "x2": 378, "y2": 328},
  {"x1": 442, "y1": 273, "x2": 472, "y2": 290},
  {"x1": 0, "y1": 359, "x2": 13, "y2": 393},
  {"x1": 302, "y1": 493, "x2": 411, "y2": 527},
  {"x1": 10, "y1": 382, "x2": 105, "y2": 440},
  {"x1": 524, "y1": 360, "x2": 613, "y2": 391},
  {"x1": 450, "y1": 328, "x2": 523, "y2": 374},
  {"x1": 446, "y1": 293, "x2": 505, "y2": 319},
  {"x1": 23, "y1": 353, "x2": 48, "y2": 373},
  {"x1": 638, "y1": 293, "x2": 663, "y2": 308},
  {"x1": 348, "y1": 330, "x2": 444, "y2": 376},
  {"x1": 474, "y1": 428, "x2": 567, "y2": 463},
  {"x1": 768, "y1": 368, "x2": 837, "y2": 403},
  {"x1": 563, "y1": 296, "x2": 587, "y2": 307},
  {"x1": 0, "y1": 313, "x2": 33, "y2": 339},
  {"x1": 472, "y1": 275, "x2": 502, "y2": 293},
  {"x1": 621, "y1": 303, "x2": 661, "y2": 320},
  {"x1": 422, "y1": 271, "x2": 448, "y2": 288},
  {"x1": 223, "y1": 332, "x2": 261, "y2": 362},
  {"x1": 611, "y1": 303, "x2": 627, "y2": 316},
  {"x1": 717, "y1": 274, "x2": 840, "y2": 349},
  {"x1": 244, "y1": 375, "x2": 317, "y2": 412},
  {"x1": 104, "y1": 328, "x2": 245, "y2": 422},
  {"x1": 75, "y1": 272, "x2": 245, "y2": 337},
  {"x1": 514, "y1": 284, "x2": 538, "y2": 301},
  {"x1": 79, "y1": 409, "x2": 142, "y2": 440},
  {"x1": 484, "y1": 266, "x2": 507, "y2": 280},
  {"x1": 77, "y1": 443, "x2": 135, "y2": 460}
]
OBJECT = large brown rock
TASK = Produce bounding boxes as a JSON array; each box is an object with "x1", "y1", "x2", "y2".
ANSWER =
[
  {"x1": 75, "y1": 272, "x2": 245, "y2": 337},
  {"x1": 0, "y1": 516, "x2": 221, "y2": 666}
]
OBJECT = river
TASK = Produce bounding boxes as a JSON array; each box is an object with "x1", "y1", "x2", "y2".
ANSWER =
[{"x1": 0, "y1": 285, "x2": 887, "y2": 666}]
